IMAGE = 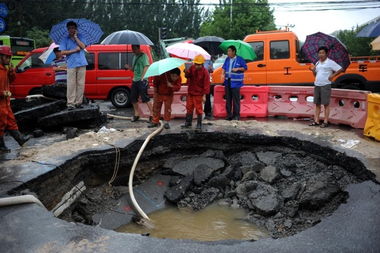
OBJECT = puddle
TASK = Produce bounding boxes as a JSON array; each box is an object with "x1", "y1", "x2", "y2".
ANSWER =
[{"x1": 116, "y1": 204, "x2": 269, "y2": 241}]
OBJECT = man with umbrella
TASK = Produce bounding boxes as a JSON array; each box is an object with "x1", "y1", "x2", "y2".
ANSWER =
[
  {"x1": 309, "y1": 46, "x2": 343, "y2": 128},
  {"x1": 221, "y1": 45, "x2": 247, "y2": 121},
  {"x1": 148, "y1": 68, "x2": 181, "y2": 129},
  {"x1": 125, "y1": 45, "x2": 153, "y2": 122},
  {"x1": 59, "y1": 21, "x2": 88, "y2": 110}
]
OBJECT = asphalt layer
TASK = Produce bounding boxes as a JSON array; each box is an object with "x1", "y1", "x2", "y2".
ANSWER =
[{"x1": 0, "y1": 102, "x2": 380, "y2": 252}]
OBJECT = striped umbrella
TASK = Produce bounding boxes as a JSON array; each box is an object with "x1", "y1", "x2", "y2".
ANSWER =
[{"x1": 49, "y1": 18, "x2": 103, "y2": 45}]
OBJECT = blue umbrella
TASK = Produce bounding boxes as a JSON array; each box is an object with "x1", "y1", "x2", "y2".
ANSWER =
[
  {"x1": 356, "y1": 21, "x2": 380, "y2": 37},
  {"x1": 49, "y1": 18, "x2": 103, "y2": 45}
]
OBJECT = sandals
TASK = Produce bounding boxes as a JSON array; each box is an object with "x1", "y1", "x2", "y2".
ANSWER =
[
  {"x1": 309, "y1": 121, "x2": 320, "y2": 126},
  {"x1": 320, "y1": 122, "x2": 329, "y2": 128}
]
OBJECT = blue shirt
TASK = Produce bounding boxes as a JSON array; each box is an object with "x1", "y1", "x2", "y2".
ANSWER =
[
  {"x1": 59, "y1": 34, "x2": 88, "y2": 69},
  {"x1": 222, "y1": 56, "x2": 247, "y2": 88}
]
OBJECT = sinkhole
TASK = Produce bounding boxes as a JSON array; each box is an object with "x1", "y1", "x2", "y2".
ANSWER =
[{"x1": 11, "y1": 131, "x2": 375, "y2": 242}]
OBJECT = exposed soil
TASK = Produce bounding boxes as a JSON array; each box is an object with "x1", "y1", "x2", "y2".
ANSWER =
[{"x1": 55, "y1": 131, "x2": 374, "y2": 239}]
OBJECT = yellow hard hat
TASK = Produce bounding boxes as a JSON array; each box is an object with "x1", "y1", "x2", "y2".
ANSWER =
[{"x1": 193, "y1": 54, "x2": 205, "y2": 64}]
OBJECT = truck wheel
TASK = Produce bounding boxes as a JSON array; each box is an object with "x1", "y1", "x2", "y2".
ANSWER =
[{"x1": 110, "y1": 88, "x2": 131, "y2": 108}]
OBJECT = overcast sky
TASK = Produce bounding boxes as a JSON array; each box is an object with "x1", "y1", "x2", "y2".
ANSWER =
[{"x1": 201, "y1": 0, "x2": 380, "y2": 41}]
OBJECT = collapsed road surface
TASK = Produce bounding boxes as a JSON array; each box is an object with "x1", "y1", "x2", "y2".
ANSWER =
[{"x1": 0, "y1": 104, "x2": 379, "y2": 252}]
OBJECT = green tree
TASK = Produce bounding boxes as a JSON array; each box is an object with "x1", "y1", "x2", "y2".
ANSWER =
[
  {"x1": 336, "y1": 26, "x2": 377, "y2": 57},
  {"x1": 200, "y1": 0, "x2": 276, "y2": 40},
  {"x1": 26, "y1": 27, "x2": 51, "y2": 48},
  {"x1": 4, "y1": 0, "x2": 206, "y2": 45}
]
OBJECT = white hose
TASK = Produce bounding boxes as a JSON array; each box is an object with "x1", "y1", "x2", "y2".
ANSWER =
[
  {"x1": 0, "y1": 195, "x2": 46, "y2": 209},
  {"x1": 25, "y1": 94, "x2": 58, "y2": 101},
  {"x1": 128, "y1": 121, "x2": 164, "y2": 220},
  {"x1": 107, "y1": 113, "x2": 132, "y2": 120},
  {"x1": 107, "y1": 113, "x2": 150, "y2": 121}
]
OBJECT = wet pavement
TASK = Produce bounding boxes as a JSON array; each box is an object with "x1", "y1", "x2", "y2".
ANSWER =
[{"x1": 0, "y1": 101, "x2": 379, "y2": 252}]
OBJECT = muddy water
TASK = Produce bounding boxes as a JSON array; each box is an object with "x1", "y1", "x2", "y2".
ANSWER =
[{"x1": 116, "y1": 205, "x2": 269, "y2": 241}]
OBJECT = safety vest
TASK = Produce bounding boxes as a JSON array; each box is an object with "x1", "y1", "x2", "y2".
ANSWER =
[{"x1": 223, "y1": 56, "x2": 246, "y2": 88}]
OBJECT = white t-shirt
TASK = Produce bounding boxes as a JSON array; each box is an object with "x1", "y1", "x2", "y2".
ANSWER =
[{"x1": 314, "y1": 58, "x2": 342, "y2": 86}]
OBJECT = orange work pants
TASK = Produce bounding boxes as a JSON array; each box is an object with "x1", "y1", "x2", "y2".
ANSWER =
[
  {"x1": 152, "y1": 94, "x2": 174, "y2": 124},
  {"x1": 186, "y1": 95, "x2": 203, "y2": 115},
  {"x1": 0, "y1": 102, "x2": 18, "y2": 136}
]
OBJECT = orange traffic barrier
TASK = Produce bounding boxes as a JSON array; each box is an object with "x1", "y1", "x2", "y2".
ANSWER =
[
  {"x1": 364, "y1": 93, "x2": 380, "y2": 141},
  {"x1": 213, "y1": 85, "x2": 269, "y2": 118},
  {"x1": 137, "y1": 86, "x2": 188, "y2": 119},
  {"x1": 268, "y1": 86, "x2": 315, "y2": 118},
  {"x1": 329, "y1": 89, "x2": 370, "y2": 129}
]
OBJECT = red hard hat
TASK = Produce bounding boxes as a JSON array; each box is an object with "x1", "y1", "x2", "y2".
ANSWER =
[{"x1": 0, "y1": 46, "x2": 12, "y2": 56}]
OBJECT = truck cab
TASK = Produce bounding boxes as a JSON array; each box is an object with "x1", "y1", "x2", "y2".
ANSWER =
[
  {"x1": 212, "y1": 30, "x2": 380, "y2": 92},
  {"x1": 213, "y1": 30, "x2": 314, "y2": 86}
]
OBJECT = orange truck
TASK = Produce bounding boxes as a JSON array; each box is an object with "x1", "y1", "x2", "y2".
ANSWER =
[{"x1": 212, "y1": 30, "x2": 380, "y2": 92}]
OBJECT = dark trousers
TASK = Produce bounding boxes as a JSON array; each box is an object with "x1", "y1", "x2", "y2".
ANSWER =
[
  {"x1": 225, "y1": 80, "x2": 241, "y2": 119},
  {"x1": 204, "y1": 85, "x2": 214, "y2": 116}
]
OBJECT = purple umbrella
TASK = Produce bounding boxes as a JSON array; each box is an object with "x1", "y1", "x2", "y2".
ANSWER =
[{"x1": 301, "y1": 32, "x2": 350, "y2": 70}]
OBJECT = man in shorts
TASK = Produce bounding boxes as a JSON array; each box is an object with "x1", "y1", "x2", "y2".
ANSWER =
[
  {"x1": 309, "y1": 46, "x2": 343, "y2": 128},
  {"x1": 126, "y1": 45, "x2": 153, "y2": 122}
]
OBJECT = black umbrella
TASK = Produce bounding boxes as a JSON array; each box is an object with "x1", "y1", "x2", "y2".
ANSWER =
[
  {"x1": 194, "y1": 36, "x2": 225, "y2": 56},
  {"x1": 101, "y1": 30, "x2": 154, "y2": 45}
]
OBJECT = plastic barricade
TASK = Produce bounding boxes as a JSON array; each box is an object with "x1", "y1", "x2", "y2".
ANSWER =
[
  {"x1": 329, "y1": 89, "x2": 370, "y2": 129},
  {"x1": 213, "y1": 85, "x2": 227, "y2": 118},
  {"x1": 213, "y1": 85, "x2": 269, "y2": 118},
  {"x1": 364, "y1": 93, "x2": 380, "y2": 141},
  {"x1": 268, "y1": 86, "x2": 315, "y2": 118},
  {"x1": 137, "y1": 86, "x2": 188, "y2": 119}
]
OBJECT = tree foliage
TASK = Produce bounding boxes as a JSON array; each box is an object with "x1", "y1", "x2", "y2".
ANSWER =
[
  {"x1": 25, "y1": 27, "x2": 50, "y2": 48},
  {"x1": 200, "y1": 0, "x2": 276, "y2": 40},
  {"x1": 3, "y1": 0, "x2": 206, "y2": 45},
  {"x1": 335, "y1": 26, "x2": 377, "y2": 57}
]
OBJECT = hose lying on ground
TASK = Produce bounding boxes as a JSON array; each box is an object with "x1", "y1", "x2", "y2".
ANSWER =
[
  {"x1": 106, "y1": 113, "x2": 151, "y2": 121},
  {"x1": 25, "y1": 94, "x2": 58, "y2": 101},
  {"x1": 128, "y1": 121, "x2": 164, "y2": 222},
  {"x1": 108, "y1": 113, "x2": 163, "y2": 224},
  {"x1": 0, "y1": 195, "x2": 46, "y2": 209}
]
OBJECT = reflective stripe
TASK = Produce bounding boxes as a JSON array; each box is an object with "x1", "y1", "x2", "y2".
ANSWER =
[{"x1": 225, "y1": 72, "x2": 244, "y2": 82}]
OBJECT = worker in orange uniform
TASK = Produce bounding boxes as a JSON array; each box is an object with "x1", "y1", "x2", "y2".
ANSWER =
[
  {"x1": 182, "y1": 54, "x2": 210, "y2": 131},
  {"x1": 148, "y1": 68, "x2": 182, "y2": 129},
  {"x1": 0, "y1": 46, "x2": 30, "y2": 152}
]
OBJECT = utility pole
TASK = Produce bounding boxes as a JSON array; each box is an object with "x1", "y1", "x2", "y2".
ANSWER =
[{"x1": 230, "y1": 0, "x2": 233, "y2": 29}]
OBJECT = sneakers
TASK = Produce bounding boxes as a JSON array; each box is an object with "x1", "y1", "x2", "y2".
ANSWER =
[
  {"x1": 131, "y1": 116, "x2": 140, "y2": 122},
  {"x1": 163, "y1": 122, "x2": 170, "y2": 129},
  {"x1": 67, "y1": 105, "x2": 75, "y2": 111}
]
